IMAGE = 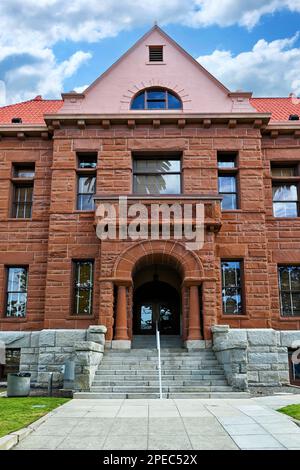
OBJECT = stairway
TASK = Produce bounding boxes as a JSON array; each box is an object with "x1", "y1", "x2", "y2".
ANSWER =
[{"x1": 74, "y1": 345, "x2": 249, "y2": 399}]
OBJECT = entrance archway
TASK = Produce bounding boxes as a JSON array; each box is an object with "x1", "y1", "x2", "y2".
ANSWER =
[
  {"x1": 133, "y1": 264, "x2": 181, "y2": 336},
  {"x1": 112, "y1": 240, "x2": 205, "y2": 345}
]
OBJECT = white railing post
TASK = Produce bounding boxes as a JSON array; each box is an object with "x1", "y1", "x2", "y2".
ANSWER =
[{"x1": 156, "y1": 321, "x2": 163, "y2": 399}]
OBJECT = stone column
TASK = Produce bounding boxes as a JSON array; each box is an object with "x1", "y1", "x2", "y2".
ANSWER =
[
  {"x1": 113, "y1": 285, "x2": 131, "y2": 349},
  {"x1": 185, "y1": 285, "x2": 203, "y2": 350}
]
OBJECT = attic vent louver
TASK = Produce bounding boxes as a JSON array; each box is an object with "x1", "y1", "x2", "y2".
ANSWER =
[
  {"x1": 11, "y1": 117, "x2": 22, "y2": 124},
  {"x1": 149, "y1": 46, "x2": 163, "y2": 62},
  {"x1": 289, "y1": 114, "x2": 299, "y2": 120}
]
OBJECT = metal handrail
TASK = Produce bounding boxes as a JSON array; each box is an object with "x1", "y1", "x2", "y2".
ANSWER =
[{"x1": 155, "y1": 320, "x2": 163, "y2": 399}]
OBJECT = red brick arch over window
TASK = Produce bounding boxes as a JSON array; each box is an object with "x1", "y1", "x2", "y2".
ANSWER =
[{"x1": 113, "y1": 240, "x2": 203, "y2": 283}]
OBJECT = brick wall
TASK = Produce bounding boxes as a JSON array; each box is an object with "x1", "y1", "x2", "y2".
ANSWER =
[{"x1": 0, "y1": 123, "x2": 300, "y2": 334}]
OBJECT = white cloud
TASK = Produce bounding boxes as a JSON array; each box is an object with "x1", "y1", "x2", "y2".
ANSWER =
[
  {"x1": 2, "y1": 49, "x2": 91, "y2": 104},
  {"x1": 0, "y1": 1, "x2": 300, "y2": 103},
  {"x1": 197, "y1": 34, "x2": 300, "y2": 96},
  {"x1": 189, "y1": 1, "x2": 300, "y2": 29},
  {"x1": 73, "y1": 85, "x2": 89, "y2": 93}
]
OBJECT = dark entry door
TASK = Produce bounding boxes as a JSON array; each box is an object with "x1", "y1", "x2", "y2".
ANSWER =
[{"x1": 133, "y1": 281, "x2": 180, "y2": 335}]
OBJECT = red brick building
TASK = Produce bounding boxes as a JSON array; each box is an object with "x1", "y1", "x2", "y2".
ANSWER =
[{"x1": 0, "y1": 26, "x2": 300, "y2": 389}]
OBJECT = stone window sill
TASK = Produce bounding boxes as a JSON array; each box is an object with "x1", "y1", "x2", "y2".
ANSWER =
[{"x1": 0, "y1": 317, "x2": 27, "y2": 322}]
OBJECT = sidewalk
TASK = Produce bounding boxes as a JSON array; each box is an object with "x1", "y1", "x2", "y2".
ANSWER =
[{"x1": 14, "y1": 395, "x2": 300, "y2": 450}]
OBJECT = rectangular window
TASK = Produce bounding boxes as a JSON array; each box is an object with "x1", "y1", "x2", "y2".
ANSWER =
[
  {"x1": 77, "y1": 153, "x2": 97, "y2": 169},
  {"x1": 278, "y1": 266, "x2": 300, "y2": 317},
  {"x1": 12, "y1": 164, "x2": 35, "y2": 218},
  {"x1": 221, "y1": 261, "x2": 243, "y2": 315},
  {"x1": 133, "y1": 157, "x2": 181, "y2": 195},
  {"x1": 77, "y1": 175, "x2": 96, "y2": 210},
  {"x1": 218, "y1": 153, "x2": 238, "y2": 210},
  {"x1": 76, "y1": 153, "x2": 97, "y2": 210},
  {"x1": 5, "y1": 267, "x2": 28, "y2": 317},
  {"x1": 149, "y1": 46, "x2": 163, "y2": 62},
  {"x1": 272, "y1": 164, "x2": 299, "y2": 217},
  {"x1": 73, "y1": 261, "x2": 94, "y2": 315}
]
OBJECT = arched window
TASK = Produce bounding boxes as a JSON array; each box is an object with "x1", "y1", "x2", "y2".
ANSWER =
[{"x1": 131, "y1": 88, "x2": 182, "y2": 110}]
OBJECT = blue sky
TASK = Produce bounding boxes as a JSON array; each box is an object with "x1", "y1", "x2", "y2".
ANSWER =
[{"x1": 0, "y1": 1, "x2": 300, "y2": 104}]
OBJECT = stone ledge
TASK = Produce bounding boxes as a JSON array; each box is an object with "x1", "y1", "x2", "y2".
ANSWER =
[{"x1": 74, "y1": 341, "x2": 104, "y2": 352}]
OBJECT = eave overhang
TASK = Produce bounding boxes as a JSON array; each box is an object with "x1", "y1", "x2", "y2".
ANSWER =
[
  {"x1": 43, "y1": 112, "x2": 271, "y2": 130},
  {"x1": 0, "y1": 124, "x2": 50, "y2": 139}
]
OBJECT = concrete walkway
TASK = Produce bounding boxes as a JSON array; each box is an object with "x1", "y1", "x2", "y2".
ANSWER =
[{"x1": 14, "y1": 395, "x2": 300, "y2": 450}]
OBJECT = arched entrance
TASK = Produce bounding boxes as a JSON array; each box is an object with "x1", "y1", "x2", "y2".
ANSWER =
[
  {"x1": 133, "y1": 264, "x2": 181, "y2": 336},
  {"x1": 111, "y1": 240, "x2": 205, "y2": 347}
]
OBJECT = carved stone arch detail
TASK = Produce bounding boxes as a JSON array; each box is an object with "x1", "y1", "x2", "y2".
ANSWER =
[
  {"x1": 113, "y1": 240, "x2": 203, "y2": 282},
  {"x1": 120, "y1": 79, "x2": 191, "y2": 111}
]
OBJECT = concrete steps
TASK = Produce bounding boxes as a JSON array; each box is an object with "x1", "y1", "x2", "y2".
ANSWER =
[
  {"x1": 74, "y1": 346, "x2": 250, "y2": 399},
  {"x1": 132, "y1": 335, "x2": 183, "y2": 349}
]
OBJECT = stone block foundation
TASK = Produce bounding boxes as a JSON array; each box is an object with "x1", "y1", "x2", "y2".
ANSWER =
[
  {"x1": 0, "y1": 326, "x2": 107, "y2": 389},
  {"x1": 212, "y1": 326, "x2": 299, "y2": 390}
]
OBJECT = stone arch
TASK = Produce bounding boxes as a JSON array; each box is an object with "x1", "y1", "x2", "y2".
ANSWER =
[{"x1": 113, "y1": 240, "x2": 203, "y2": 282}]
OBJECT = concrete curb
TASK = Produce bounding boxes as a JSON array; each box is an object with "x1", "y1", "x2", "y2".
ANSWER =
[{"x1": 0, "y1": 410, "x2": 56, "y2": 450}]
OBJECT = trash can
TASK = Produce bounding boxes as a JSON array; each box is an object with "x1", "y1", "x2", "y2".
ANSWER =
[{"x1": 7, "y1": 372, "x2": 31, "y2": 397}]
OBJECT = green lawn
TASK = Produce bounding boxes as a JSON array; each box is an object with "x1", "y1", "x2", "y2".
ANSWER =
[
  {"x1": 0, "y1": 397, "x2": 70, "y2": 438},
  {"x1": 278, "y1": 404, "x2": 300, "y2": 421}
]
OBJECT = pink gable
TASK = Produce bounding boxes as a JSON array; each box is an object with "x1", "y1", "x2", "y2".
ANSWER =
[{"x1": 60, "y1": 26, "x2": 256, "y2": 115}]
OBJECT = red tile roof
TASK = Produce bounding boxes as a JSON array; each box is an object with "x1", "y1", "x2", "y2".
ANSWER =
[
  {"x1": 0, "y1": 95, "x2": 299, "y2": 124},
  {"x1": 0, "y1": 96, "x2": 63, "y2": 125},
  {"x1": 250, "y1": 97, "x2": 300, "y2": 122}
]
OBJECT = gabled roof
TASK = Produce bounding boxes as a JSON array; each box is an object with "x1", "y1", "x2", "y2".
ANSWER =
[
  {"x1": 0, "y1": 96, "x2": 63, "y2": 125},
  {"x1": 251, "y1": 97, "x2": 300, "y2": 122},
  {"x1": 83, "y1": 25, "x2": 230, "y2": 96}
]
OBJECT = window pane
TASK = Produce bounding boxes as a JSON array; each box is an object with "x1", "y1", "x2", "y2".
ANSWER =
[
  {"x1": 167, "y1": 92, "x2": 182, "y2": 109},
  {"x1": 218, "y1": 176, "x2": 236, "y2": 193},
  {"x1": 221, "y1": 194, "x2": 237, "y2": 210},
  {"x1": 77, "y1": 262, "x2": 93, "y2": 288},
  {"x1": 273, "y1": 184, "x2": 298, "y2": 201},
  {"x1": 279, "y1": 266, "x2": 290, "y2": 290},
  {"x1": 15, "y1": 167, "x2": 35, "y2": 178},
  {"x1": 78, "y1": 176, "x2": 96, "y2": 194},
  {"x1": 6, "y1": 267, "x2": 28, "y2": 318},
  {"x1": 221, "y1": 261, "x2": 243, "y2": 315},
  {"x1": 76, "y1": 290, "x2": 92, "y2": 315},
  {"x1": 134, "y1": 159, "x2": 180, "y2": 173},
  {"x1": 14, "y1": 186, "x2": 33, "y2": 218},
  {"x1": 272, "y1": 166, "x2": 297, "y2": 177},
  {"x1": 147, "y1": 89, "x2": 165, "y2": 100},
  {"x1": 133, "y1": 174, "x2": 180, "y2": 194},
  {"x1": 78, "y1": 154, "x2": 97, "y2": 169},
  {"x1": 140, "y1": 304, "x2": 153, "y2": 330},
  {"x1": 77, "y1": 194, "x2": 94, "y2": 211},
  {"x1": 147, "y1": 100, "x2": 166, "y2": 109},
  {"x1": 222, "y1": 290, "x2": 242, "y2": 314},
  {"x1": 218, "y1": 156, "x2": 236, "y2": 168},
  {"x1": 279, "y1": 266, "x2": 300, "y2": 316},
  {"x1": 292, "y1": 293, "x2": 300, "y2": 316},
  {"x1": 74, "y1": 261, "x2": 93, "y2": 315},
  {"x1": 223, "y1": 262, "x2": 240, "y2": 287},
  {"x1": 281, "y1": 292, "x2": 292, "y2": 316},
  {"x1": 131, "y1": 92, "x2": 145, "y2": 110},
  {"x1": 6, "y1": 293, "x2": 27, "y2": 317},
  {"x1": 273, "y1": 202, "x2": 297, "y2": 218},
  {"x1": 290, "y1": 267, "x2": 300, "y2": 291},
  {"x1": 8, "y1": 267, "x2": 27, "y2": 292}
]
